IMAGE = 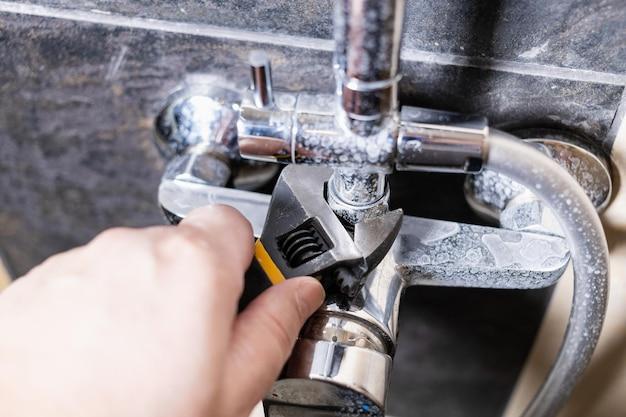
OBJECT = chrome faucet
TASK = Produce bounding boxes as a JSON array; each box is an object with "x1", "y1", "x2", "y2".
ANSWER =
[
  {"x1": 154, "y1": 1, "x2": 611, "y2": 416},
  {"x1": 236, "y1": 0, "x2": 485, "y2": 225}
]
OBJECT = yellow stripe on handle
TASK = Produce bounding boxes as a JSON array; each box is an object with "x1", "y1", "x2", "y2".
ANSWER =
[{"x1": 254, "y1": 240, "x2": 285, "y2": 285}]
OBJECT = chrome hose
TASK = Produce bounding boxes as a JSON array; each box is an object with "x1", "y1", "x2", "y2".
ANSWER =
[{"x1": 486, "y1": 130, "x2": 609, "y2": 417}]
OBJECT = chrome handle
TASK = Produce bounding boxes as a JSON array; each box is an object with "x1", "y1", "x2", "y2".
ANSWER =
[{"x1": 249, "y1": 50, "x2": 274, "y2": 109}]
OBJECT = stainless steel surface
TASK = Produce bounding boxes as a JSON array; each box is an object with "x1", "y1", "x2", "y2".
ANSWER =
[
  {"x1": 155, "y1": 77, "x2": 241, "y2": 162},
  {"x1": 397, "y1": 106, "x2": 489, "y2": 173},
  {"x1": 158, "y1": 178, "x2": 270, "y2": 237},
  {"x1": 151, "y1": 0, "x2": 610, "y2": 414},
  {"x1": 354, "y1": 210, "x2": 403, "y2": 273},
  {"x1": 499, "y1": 191, "x2": 549, "y2": 232},
  {"x1": 465, "y1": 136, "x2": 614, "y2": 232},
  {"x1": 231, "y1": 0, "x2": 489, "y2": 225},
  {"x1": 330, "y1": 170, "x2": 387, "y2": 206},
  {"x1": 334, "y1": 0, "x2": 404, "y2": 136},
  {"x1": 528, "y1": 138, "x2": 613, "y2": 211},
  {"x1": 155, "y1": 76, "x2": 249, "y2": 221},
  {"x1": 237, "y1": 0, "x2": 407, "y2": 221},
  {"x1": 394, "y1": 216, "x2": 570, "y2": 289},
  {"x1": 249, "y1": 50, "x2": 275, "y2": 109},
  {"x1": 238, "y1": 91, "x2": 398, "y2": 169},
  {"x1": 155, "y1": 76, "x2": 281, "y2": 193},
  {"x1": 465, "y1": 169, "x2": 530, "y2": 227},
  {"x1": 486, "y1": 130, "x2": 609, "y2": 417},
  {"x1": 291, "y1": 94, "x2": 397, "y2": 169},
  {"x1": 327, "y1": 169, "x2": 390, "y2": 224},
  {"x1": 329, "y1": 0, "x2": 403, "y2": 220},
  {"x1": 161, "y1": 153, "x2": 231, "y2": 187},
  {"x1": 302, "y1": 313, "x2": 390, "y2": 353},
  {"x1": 237, "y1": 91, "x2": 296, "y2": 164},
  {"x1": 274, "y1": 282, "x2": 399, "y2": 412},
  {"x1": 270, "y1": 341, "x2": 391, "y2": 413},
  {"x1": 324, "y1": 254, "x2": 404, "y2": 348}
]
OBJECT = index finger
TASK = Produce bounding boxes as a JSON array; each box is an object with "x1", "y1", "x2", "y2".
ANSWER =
[{"x1": 179, "y1": 204, "x2": 255, "y2": 277}]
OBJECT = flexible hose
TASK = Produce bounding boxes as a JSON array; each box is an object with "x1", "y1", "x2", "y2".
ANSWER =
[{"x1": 486, "y1": 130, "x2": 609, "y2": 417}]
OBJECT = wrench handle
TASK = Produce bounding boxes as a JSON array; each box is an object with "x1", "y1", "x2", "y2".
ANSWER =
[{"x1": 239, "y1": 240, "x2": 286, "y2": 311}]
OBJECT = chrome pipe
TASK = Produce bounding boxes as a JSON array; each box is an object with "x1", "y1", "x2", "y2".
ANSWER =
[
  {"x1": 485, "y1": 131, "x2": 609, "y2": 417},
  {"x1": 155, "y1": 1, "x2": 609, "y2": 414},
  {"x1": 249, "y1": 50, "x2": 275, "y2": 109},
  {"x1": 330, "y1": 0, "x2": 405, "y2": 220},
  {"x1": 334, "y1": 0, "x2": 405, "y2": 135}
]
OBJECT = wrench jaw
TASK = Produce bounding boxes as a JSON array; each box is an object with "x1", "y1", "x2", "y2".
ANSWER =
[
  {"x1": 326, "y1": 208, "x2": 404, "y2": 303},
  {"x1": 259, "y1": 165, "x2": 403, "y2": 300},
  {"x1": 258, "y1": 166, "x2": 364, "y2": 284},
  {"x1": 354, "y1": 209, "x2": 404, "y2": 272},
  {"x1": 320, "y1": 206, "x2": 404, "y2": 304}
]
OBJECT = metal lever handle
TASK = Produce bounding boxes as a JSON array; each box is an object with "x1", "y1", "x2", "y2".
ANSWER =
[
  {"x1": 249, "y1": 50, "x2": 274, "y2": 108},
  {"x1": 159, "y1": 176, "x2": 570, "y2": 290}
]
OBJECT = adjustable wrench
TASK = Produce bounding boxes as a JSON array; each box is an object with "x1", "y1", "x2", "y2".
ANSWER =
[
  {"x1": 161, "y1": 165, "x2": 402, "y2": 305},
  {"x1": 242, "y1": 165, "x2": 403, "y2": 305}
]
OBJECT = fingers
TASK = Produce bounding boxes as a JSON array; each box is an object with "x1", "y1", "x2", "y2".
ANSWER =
[
  {"x1": 149, "y1": 205, "x2": 255, "y2": 336},
  {"x1": 221, "y1": 277, "x2": 325, "y2": 414},
  {"x1": 180, "y1": 205, "x2": 254, "y2": 277},
  {"x1": 150, "y1": 205, "x2": 253, "y2": 295}
]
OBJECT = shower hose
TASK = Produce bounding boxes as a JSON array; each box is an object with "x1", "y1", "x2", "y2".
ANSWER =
[{"x1": 486, "y1": 130, "x2": 609, "y2": 417}]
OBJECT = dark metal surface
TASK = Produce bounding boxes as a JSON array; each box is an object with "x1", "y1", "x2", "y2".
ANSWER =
[
  {"x1": 14, "y1": 0, "x2": 626, "y2": 74},
  {"x1": 389, "y1": 285, "x2": 553, "y2": 417},
  {"x1": 259, "y1": 165, "x2": 403, "y2": 297},
  {"x1": 260, "y1": 165, "x2": 364, "y2": 280}
]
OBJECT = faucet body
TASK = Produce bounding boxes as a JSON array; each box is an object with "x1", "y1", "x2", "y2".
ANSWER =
[
  {"x1": 154, "y1": 1, "x2": 610, "y2": 416},
  {"x1": 238, "y1": 0, "x2": 485, "y2": 225},
  {"x1": 234, "y1": 4, "x2": 488, "y2": 408}
]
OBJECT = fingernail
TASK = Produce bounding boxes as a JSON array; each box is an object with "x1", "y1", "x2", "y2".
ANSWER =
[{"x1": 297, "y1": 277, "x2": 326, "y2": 315}]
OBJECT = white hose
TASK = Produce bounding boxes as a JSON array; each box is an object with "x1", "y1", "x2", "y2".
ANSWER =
[{"x1": 486, "y1": 130, "x2": 609, "y2": 417}]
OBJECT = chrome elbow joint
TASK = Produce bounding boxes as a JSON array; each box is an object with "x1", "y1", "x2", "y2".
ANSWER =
[
  {"x1": 396, "y1": 106, "x2": 489, "y2": 173},
  {"x1": 237, "y1": 90, "x2": 297, "y2": 164},
  {"x1": 155, "y1": 79, "x2": 242, "y2": 164},
  {"x1": 237, "y1": 91, "x2": 397, "y2": 171},
  {"x1": 154, "y1": 79, "x2": 243, "y2": 193}
]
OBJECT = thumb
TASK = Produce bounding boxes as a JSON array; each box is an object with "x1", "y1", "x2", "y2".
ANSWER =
[{"x1": 221, "y1": 277, "x2": 325, "y2": 414}]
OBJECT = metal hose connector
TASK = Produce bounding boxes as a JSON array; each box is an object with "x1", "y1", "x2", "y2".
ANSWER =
[{"x1": 486, "y1": 130, "x2": 609, "y2": 417}]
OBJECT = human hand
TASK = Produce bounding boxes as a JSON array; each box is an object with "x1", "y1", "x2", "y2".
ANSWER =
[{"x1": 0, "y1": 205, "x2": 325, "y2": 417}]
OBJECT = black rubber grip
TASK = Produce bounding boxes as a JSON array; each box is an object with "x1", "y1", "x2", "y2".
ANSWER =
[{"x1": 239, "y1": 255, "x2": 273, "y2": 311}]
